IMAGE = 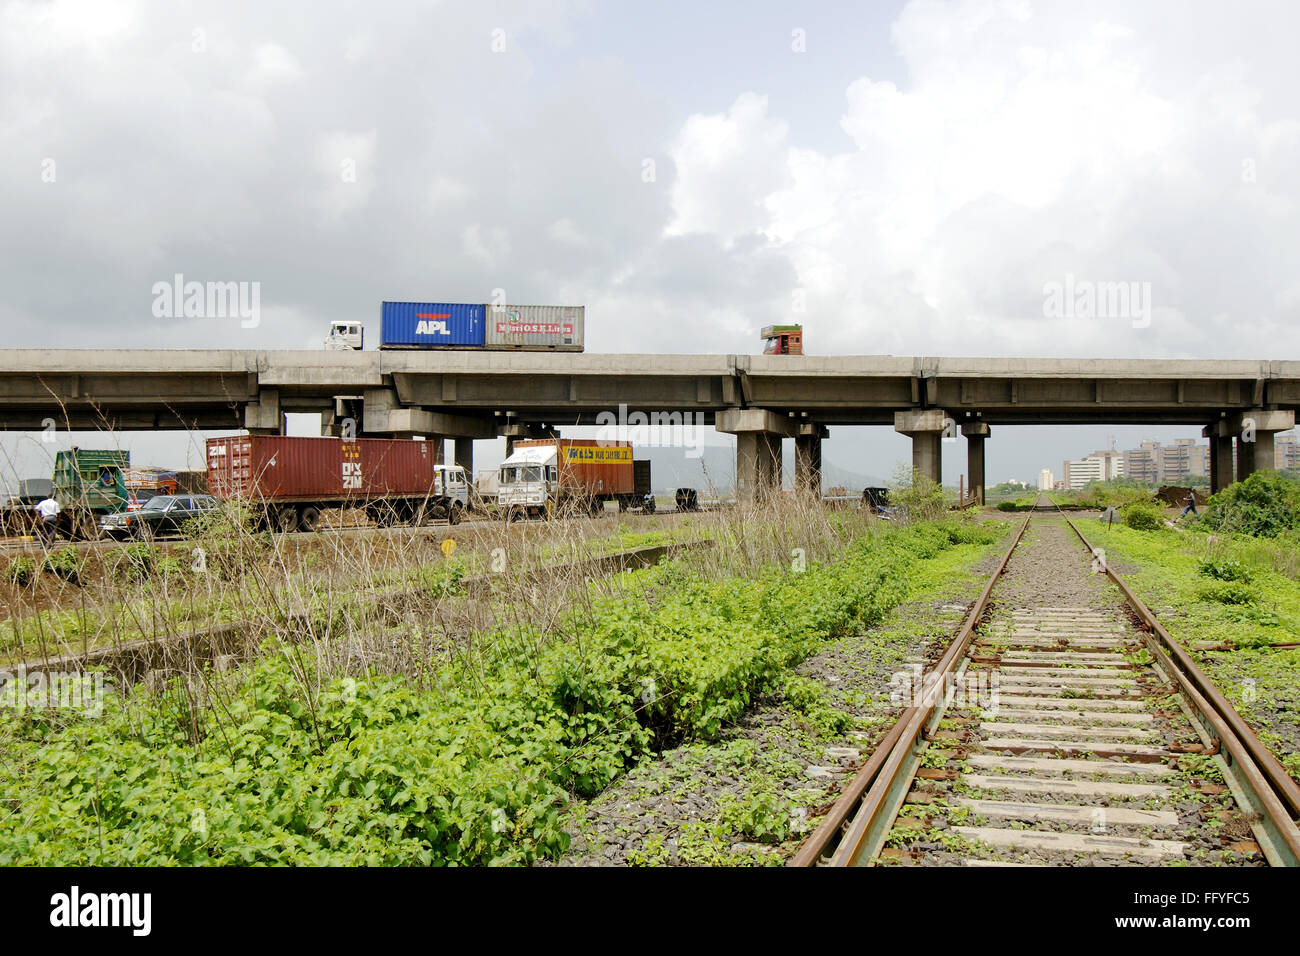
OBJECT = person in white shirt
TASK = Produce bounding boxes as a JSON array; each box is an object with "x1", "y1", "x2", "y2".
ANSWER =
[{"x1": 33, "y1": 496, "x2": 60, "y2": 539}]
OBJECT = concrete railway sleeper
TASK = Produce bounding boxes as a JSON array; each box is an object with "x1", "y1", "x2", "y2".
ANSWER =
[{"x1": 792, "y1": 505, "x2": 1300, "y2": 868}]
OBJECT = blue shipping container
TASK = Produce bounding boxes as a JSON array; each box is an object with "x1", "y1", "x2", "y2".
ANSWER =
[{"x1": 380, "y1": 302, "x2": 486, "y2": 348}]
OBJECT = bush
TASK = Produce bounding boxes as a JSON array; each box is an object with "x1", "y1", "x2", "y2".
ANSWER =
[
  {"x1": 6, "y1": 556, "x2": 37, "y2": 587},
  {"x1": 1196, "y1": 581, "x2": 1257, "y2": 605},
  {"x1": 41, "y1": 547, "x2": 83, "y2": 584},
  {"x1": 113, "y1": 544, "x2": 158, "y2": 580},
  {"x1": 889, "y1": 467, "x2": 946, "y2": 521},
  {"x1": 1201, "y1": 471, "x2": 1300, "y2": 537},
  {"x1": 1196, "y1": 558, "x2": 1252, "y2": 583},
  {"x1": 1122, "y1": 502, "x2": 1167, "y2": 531}
]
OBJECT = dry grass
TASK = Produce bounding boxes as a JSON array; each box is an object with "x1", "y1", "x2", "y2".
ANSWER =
[{"x1": 4, "y1": 493, "x2": 884, "y2": 702}]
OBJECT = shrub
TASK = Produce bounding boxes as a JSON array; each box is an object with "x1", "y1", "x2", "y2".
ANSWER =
[
  {"x1": 1196, "y1": 558, "x2": 1252, "y2": 583},
  {"x1": 1201, "y1": 471, "x2": 1300, "y2": 537},
  {"x1": 113, "y1": 543, "x2": 158, "y2": 580},
  {"x1": 1195, "y1": 581, "x2": 1257, "y2": 605},
  {"x1": 41, "y1": 547, "x2": 83, "y2": 584},
  {"x1": 1122, "y1": 502, "x2": 1166, "y2": 531},
  {"x1": 6, "y1": 556, "x2": 37, "y2": 587},
  {"x1": 890, "y1": 467, "x2": 946, "y2": 522}
]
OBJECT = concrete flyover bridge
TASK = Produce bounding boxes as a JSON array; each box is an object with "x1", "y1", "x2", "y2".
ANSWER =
[{"x1": 0, "y1": 350, "x2": 1295, "y2": 500}]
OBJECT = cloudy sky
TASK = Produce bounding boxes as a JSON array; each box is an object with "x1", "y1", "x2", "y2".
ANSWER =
[{"x1": 2, "y1": 0, "x2": 1297, "y2": 487}]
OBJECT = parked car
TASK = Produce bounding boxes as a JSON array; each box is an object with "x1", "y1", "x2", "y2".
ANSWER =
[{"x1": 100, "y1": 494, "x2": 221, "y2": 540}]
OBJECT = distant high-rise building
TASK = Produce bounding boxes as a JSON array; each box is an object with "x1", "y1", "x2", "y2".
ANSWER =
[
  {"x1": 1038, "y1": 468, "x2": 1054, "y2": 491},
  {"x1": 1152, "y1": 438, "x2": 1207, "y2": 483},
  {"x1": 1124, "y1": 441, "x2": 1161, "y2": 485}
]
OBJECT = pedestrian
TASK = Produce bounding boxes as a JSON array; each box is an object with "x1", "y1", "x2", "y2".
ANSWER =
[
  {"x1": 1180, "y1": 492, "x2": 1198, "y2": 518},
  {"x1": 33, "y1": 495, "x2": 60, "y2": 540}
]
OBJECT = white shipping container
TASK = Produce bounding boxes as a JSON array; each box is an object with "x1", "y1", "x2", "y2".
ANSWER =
[{"x1": 484, "y1": 304, "x2": 585, "y2": 351}]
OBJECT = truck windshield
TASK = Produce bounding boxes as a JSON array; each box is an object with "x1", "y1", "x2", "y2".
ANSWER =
[{"x1": 502, "y1": 466, "x2": 543, "y2": 483}]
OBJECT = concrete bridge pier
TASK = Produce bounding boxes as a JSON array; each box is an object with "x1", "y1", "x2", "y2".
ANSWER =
[
  {"x1": 454, "y1": 438, "x2": 474, "y2": 473},
  {"x1": 961, "y1": 421, "x2": 989, "y2": 504},
  {"x1": 717, "y1": 408, "x2": 796, "y2": 502},
  {"x1": 794, "y1": 423, "x2": 827, "y2": 496},
  {"x1": 1203, "y1": 422, "x2": 1235, "y2": 493},
  {"x1": 244, "y1": 387, "x2": 285, "y2": 436},
  {"x1": 894, "y1": 409, "x2": 949, "y2": 486},
  {"x1": 1231, "y1": 409, "x2": 1294, "y2": 481}
]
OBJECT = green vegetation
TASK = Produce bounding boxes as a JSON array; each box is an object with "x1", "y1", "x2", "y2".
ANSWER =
[
  {"x1": 1199, "y1": 471, "x2": 1300, "y2": 537},
  {"x1": 1122, "y1": 501, "x2": 1167, "y2": 531},
  {"x1": 0, "y1": 518, "x2": 997, "y2": 865},
  {"x1": 40, "y1": 547, "x2": 84, "y2": 584},
  {"x1": 5, "y1": 556, "x2": 36, "y2": 587},
  {"x1": 1055, "y1": 478, "x2": 1156, "y2": 509},
  {"x1": 984, "y1": 482, "x2": 1034, "y2": 505},
  {"x1": 889, "y1": 466, "x2": 948, "y2": 520},
  {"x1": 1081, "y1": 519, "x2": 1300, "y2": 778}
]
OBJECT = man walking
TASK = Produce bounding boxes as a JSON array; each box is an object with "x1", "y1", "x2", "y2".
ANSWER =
[
  {"x1": 33, "y1": 494, "x2": 60, "y2": 540},
  {"x1": 1180, "y1": 491, "x2": 1199, "y2": 518}
]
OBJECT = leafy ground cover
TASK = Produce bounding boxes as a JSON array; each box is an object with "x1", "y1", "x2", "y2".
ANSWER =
[
  {"x1": 0, "y1": 518, "x2": 996, "y2": 865},
  {"x1": 1082, "y1": 519, "x2": 1300, "y2": 781}
]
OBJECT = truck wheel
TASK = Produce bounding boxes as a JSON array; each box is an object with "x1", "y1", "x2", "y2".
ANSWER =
[
  {"x1": 274, "y1": 507, "x2": 298, "y2": 533},
  {"x1": 507, "y1": 506, "x2": 524, "y2": 523},
  {"x1": 298, "y1": 506, "x2": 322, "y2": 532},
  {"x1": 448, "y1": 502, "x2": 463, "y2": 525}
]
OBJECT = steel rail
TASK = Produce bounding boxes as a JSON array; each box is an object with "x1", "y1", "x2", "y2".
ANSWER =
[
  {"x1": 790, "y1": 514, "x2": 1032, "y2": 867},
  {"x1": 793, "y1": 503, "x2": 1300, "y2": 867},
  {"x1": 1061, "y1": 511, "x2": 1300, "y2": 865}
]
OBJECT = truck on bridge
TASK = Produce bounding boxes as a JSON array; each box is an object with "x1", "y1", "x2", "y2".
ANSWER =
[
  {"x1": 497, "y1": 439, "x2": 653, "y2": 520},
  {"x1": 324, "y1": 302, "x2": 586, "y2": 353},
  {"x1": 206, "y1": 435, "x2": 469, "y2": 532}
]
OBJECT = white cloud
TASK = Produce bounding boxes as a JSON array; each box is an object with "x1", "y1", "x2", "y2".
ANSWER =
[{"x1": 662, "y1": 0, "x2": 1300, "y2": 359}]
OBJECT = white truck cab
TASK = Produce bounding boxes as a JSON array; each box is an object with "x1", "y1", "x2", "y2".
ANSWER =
[
  {"x1": 434, "y1": 464, "x2": 470, "y2": 507},
  {"x1": 325, "y1": 322, "x2": 364, "y2": 350},
  {"x1": 497, "y1": 446, "x2": 558, "y2": 516}
]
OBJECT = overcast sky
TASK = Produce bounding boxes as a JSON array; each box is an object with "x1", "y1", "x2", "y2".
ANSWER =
[{"x1": 2, "y1": 0, "x2": 1297, "y2": 488}]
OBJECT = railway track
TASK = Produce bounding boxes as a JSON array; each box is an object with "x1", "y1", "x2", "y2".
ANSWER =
[{"x1": 793, "y1": 501, "x2": 1300, "y2": 867}]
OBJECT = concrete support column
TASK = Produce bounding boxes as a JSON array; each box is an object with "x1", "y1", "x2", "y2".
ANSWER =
[
  {"x1": 1230, "y1": 409, "x2": 1295, "y2": 482},
  {"x1": 244, "y1": 388, "x2": 284, "y2": 435},
  {"x1": 794, "y1": 423, "x2": 827, "y2": 497},
  {"x1": 961, "y1": 422, "x2": 989, "y2": 505},
  {"x1": 736, "y1": 433, "x2": 783, "y2": 500},
  {"x1": 716, "y1": 408, "x2": 797, "y2": 502},
  {"x1": 894, "y1": 409, "x2": 950, "y2": 486},
  {"x1": 1203, "y1": 422, "x2": 1235, "y2": 494},
  {"x1": 454, "y1": 438, "x2": 474, "y2": 473}
]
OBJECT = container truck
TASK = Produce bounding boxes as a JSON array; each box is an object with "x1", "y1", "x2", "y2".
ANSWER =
[
  {"x1": 323, "y1": 302, "x2": 586, "y2": 353},
  {"x1": 206, "y1": 435, "x2": 469, "y2": 531},
  {"x1": 52, "y1": 448, "x2": 129, "y2": 537},
  {"x1": 497, "y1": 439, "x2": 654, "y2": 520}
]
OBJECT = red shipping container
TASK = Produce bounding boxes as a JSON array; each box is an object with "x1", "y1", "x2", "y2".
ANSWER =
[
  {"x1": 510, "y1": 439, "x2": 634, "y2": 496},
  {"x1": 206, "y1": 435, "x2": 438, "y2": 503}
]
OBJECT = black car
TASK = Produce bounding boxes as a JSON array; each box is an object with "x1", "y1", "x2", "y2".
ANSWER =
[{"x1": 100, "y1": 494, "x2": 221, "y2": 540}]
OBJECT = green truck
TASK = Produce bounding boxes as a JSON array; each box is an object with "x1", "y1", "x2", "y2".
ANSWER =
[{"x1": 52, "y1": 447, "x2": 129, "y2": 537}]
